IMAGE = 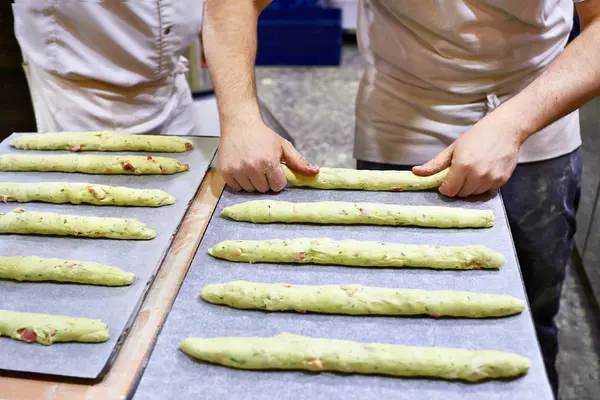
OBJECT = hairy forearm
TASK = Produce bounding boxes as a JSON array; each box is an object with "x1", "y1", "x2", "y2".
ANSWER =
[
  {"x1": 203, "y1": 0, "x2": 270, "y2": 133},
  {"x1": 496, "y1": 13, "x2": 600, "y2": 144}
]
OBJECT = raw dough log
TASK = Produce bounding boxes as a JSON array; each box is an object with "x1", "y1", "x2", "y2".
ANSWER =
[
  {"x1": 283, "y1": 165, "x2": 448, "y2": 191},
  {"x1": 222, "y1": 200, "x2": 494, "y2": 228},
  {"x1": 208, "y1": 238, "x2": 505, "y2": 270},
  {"x1": 10, "y1": 132, "x2": 194, "y2": 153},
  {"x1": 179, "y1": 333, "x2": 530, "y2": 382},
  {"x1": 0, "y1": 310, "x2": 109, "y2": 345},
  {"x1": 0, "y1": 208, "x2": 156, "y2": 239},
  {"x1": 0, "y1": 256, "x2": 135, "y2": 286},
  {"x1": 0, "y1": 182, "x2": 175, "y2": 207},
  {"x1": 0, "y1": 154, "x2": 189, "y2": 175},
  {"x1": 201, "y1": 281, "x2": 524, "y2": 318}
]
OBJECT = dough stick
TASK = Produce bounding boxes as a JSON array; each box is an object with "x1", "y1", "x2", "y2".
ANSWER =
[
  {"x1": 0, "y1": 154, "x2": 189, "y2": 175},
  {"x1": 283, "y1": 165, "x2": 447, "y2": 191},
  {"x1": 180, "y1": 333, "x2": 530, "y2": 382},
  {"x1": 0, "y1": 256, "x2": 135, "y2": 286},
  {"x1": 0, "y1": 182, "x2": 175, "y2": 207},
  {"x1": 0, "y1": 208, "x2": 156, "y2": 240},
  {"x1": 0, "y1": 310, "x2": 109, "y2": 345},
  {"x1": 201, "y1": 281, "x2": 524, "y2": 318},
  {"x1": 208, "y1": 238, "x2": 505, "y2": 270},
  {"x1": 10, "y1": 132, "x2": 194, "y2": 153},
  {"x1": 222, "y1": 200, "x2": 494, "y2": 228}
]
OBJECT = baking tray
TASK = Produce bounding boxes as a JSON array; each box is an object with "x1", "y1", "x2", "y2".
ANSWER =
[
  {"x1": 133, "y1": 186, "x2": 553, "y2": 400},
  {"x1": 0, "y1": 133, "x2": 219, "y2": 379}
]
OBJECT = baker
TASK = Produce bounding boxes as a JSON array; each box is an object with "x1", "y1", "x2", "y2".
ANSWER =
[
  {"x1": 11, "y1": 1, "x2": 203, "y2": 136},
  {"x1": 204, "y1": 0, "x2": 600, "y2": 395}
]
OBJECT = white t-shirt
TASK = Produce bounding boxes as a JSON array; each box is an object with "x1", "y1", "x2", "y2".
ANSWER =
[
  {"x1": 12, "y1": 0, "x2": 203, "y2": 135},
  {"x1": 355, "y1": 0, "x2": 583, "y2": 165}
]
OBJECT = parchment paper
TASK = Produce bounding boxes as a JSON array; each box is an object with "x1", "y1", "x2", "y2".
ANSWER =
[
  {"x1": 0, "y1": 133, "x2": 219, "y2": 379},
  {"x1": 134, "y1": 187, "x2": 553, "y2": 400}
]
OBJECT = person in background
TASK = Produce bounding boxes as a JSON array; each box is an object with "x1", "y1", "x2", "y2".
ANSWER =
[
  {"x1": 203, "y1": 0, "x2": 600, "y2": 395},
  {"x1": 11, "y1": 1, "x2": 202, "y2": 136}
]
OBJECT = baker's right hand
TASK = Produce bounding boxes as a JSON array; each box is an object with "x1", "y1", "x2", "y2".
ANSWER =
[{"x1": 218, "y1": 122, "x2": 319, "y2": 193}]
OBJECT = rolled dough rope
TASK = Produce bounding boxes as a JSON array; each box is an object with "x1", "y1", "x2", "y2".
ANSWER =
[
  {"x1": 0, "y1": 310, "x2": 109, "y2": 345},
  {"x1": 208, "y1": 238, "x2": 505, "y2": 270},
  {"x1": 179, "y1": 332, "x2": 530, "y2": 382},
  {"x1": 222, "y1": 200, "x2": 494, "y2": 228},
  {"x1": 0, "y1": 256, "x2": 135, "y2": 286},
  {"x1": 0, "y1": 208, "x2": 156, "y2": 240},
  {"x1": 283, "y1": 165, "x2": 448, "y2": 191},
  {"x1": 201, "y1": 281, "x2": 524, "y2": 318},
  {"x1": 10, "y1": 132, "x2": 194, "y2": 153},
  {"x1": 0, "y1": 154, "x2": 189, "y2": 175},
  {"x1": 0, "y1": 182, "x2": 175, "y2": 207}
]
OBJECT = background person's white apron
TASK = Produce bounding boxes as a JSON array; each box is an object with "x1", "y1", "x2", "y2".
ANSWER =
[
  {"x1": 355, "y1": 0, "x2": 584, "y2": 165},
  {"x1": 12, "y1": 0, "x2": 203, "y2": 135}
]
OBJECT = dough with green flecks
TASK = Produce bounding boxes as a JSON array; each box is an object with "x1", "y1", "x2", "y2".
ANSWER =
[
  {"x1": 0, "y1": 310, "x2": 109, "y2": 345},
  {"x1": 208, "y1": 238, "x2": 504, "y2": 270},
  {"x1": 0, "y1": 208, "x2": 156, "y2": 239},
  {"x1": 0, "y1": 154, "x2": 189, "y2": 175},
  {"x1": 179, "y1": 333, "x2": 530, "y2": 382},
  {"x1": 10, "y1": 132, "x2": 193, "y2": 153},
  {"x1": 283, "y1": 165, "x2": 448, "y2": 191},
  {"x1": 0, "y1": 256, "x2": 135, "y2": 286},
  {"x1": 201, "y1": 281, "x2": 524, "y2": 318},
  {"x1": 0, "y1": 182, "x2": 175, "y2": 207},
  {"x1": 222, "y1": 200, "x2": 494, "y2": 228}
]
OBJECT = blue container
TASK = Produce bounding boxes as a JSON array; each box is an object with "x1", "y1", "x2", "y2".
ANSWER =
[
  {"x1": 268, "y1": 0, "x2": 322, "y2": 9},
  {"x1": 256, "y1": 8, "x2": 343, "y2": 66}
]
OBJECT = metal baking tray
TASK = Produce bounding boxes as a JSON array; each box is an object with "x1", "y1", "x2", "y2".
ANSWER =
[
  {"x1": 133, "y1": 186, "x2": 553, "y2": 400},
  {"x1": 0, "y1": 133, "x2": 218, "y2": 379}
]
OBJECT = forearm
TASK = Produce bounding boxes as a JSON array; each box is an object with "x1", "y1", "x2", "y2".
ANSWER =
[
  {"x1": 495, "y1": 10, "x2": 600, "y2": 144},
  {"x1": 203, "y1": 0, "x2": 271, "y2": 132}
]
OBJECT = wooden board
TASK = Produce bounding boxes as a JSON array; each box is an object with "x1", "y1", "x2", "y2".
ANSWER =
[{"x1": 0, "y1": 169, "x2": 226, "y2": 400}]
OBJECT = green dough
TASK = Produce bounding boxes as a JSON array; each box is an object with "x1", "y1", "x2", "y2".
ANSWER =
[
  {"x1": 208, "y1": 238, "x2": 505, "y2": 270},
  {"x1": 179, "y1": 333, "x2": 530, "y2": 382},
  {"x1": 0, "y1": 182, "x2": 175, "y2": 207},
  {"x1": 0, "y1": 256, "x2": 135, "y2": 286},
  {"x1": 0, "y1": 154, "x2": 189, "y2": 175},
  {"x1": 0, "y1": 309, "x2": 109, "y2": 345},
  {"x1": 201, "y1": 281, "x2": 524, "y2": 318},
  {"x1": 283, "y1": 165, "x2": 448, "y2": 191},
  {"x1": 0, "y1": 208, "x2": 156, "y2": 240},
  {"x1": 222, "y1": 200, "x2": 494, "y2": 228},
  {"x1": 10, "y1": 132, "x2": 194, "y2": 153}
]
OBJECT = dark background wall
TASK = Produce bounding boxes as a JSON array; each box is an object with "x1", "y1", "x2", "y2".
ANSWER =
[{"x1": 0, "y1": 1, "x2": 36, "y2": 141}]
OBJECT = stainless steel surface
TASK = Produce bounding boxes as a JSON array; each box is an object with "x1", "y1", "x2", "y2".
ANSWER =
[{"x1": 185, "y1": 38, "x2": 213, "y2": 94}]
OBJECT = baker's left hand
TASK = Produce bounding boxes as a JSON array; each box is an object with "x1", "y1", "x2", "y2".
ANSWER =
[{"x1": 412, "y1": 117, "x2": 521, "y2": 198}]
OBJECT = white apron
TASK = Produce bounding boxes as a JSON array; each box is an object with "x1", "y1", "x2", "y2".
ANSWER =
[
  {"x1": 355, "y1": 0, "x2": 584, "y2": 165},
  {"x1": 12, "y1": 0, "x2": 203, "y2": 135}
]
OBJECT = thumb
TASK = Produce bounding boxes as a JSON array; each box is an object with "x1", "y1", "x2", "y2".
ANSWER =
[
  {"x1": 412, "y1": 145, "x2": 454, "y2": 176},
  {"x1": 281, "y1": 140, "x2": 319, "y2": 176}
]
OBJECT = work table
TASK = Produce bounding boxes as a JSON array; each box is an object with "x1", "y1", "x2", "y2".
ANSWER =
[{"x1": 0, "y1": 165, "x2": 552, "y2": 400}]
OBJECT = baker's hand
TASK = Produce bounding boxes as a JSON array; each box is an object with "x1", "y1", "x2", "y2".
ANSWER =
[
  {"x1": 412, "y1": 119, "x2": 521, "y2": 198},
  {"x1": 218, "y1": 122, "x2": 319, "y2": 193}
]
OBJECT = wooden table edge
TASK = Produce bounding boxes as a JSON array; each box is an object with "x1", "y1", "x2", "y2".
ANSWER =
[{"x1": 0, "y1": 168, "x2": 226, "y2": 400}]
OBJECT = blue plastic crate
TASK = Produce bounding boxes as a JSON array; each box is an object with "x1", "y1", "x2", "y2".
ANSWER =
[
  {"x1": 256, "y1": 8, "x2": 342, "y2": 66},
  {"x1": 268, "y1": 0, "x2": 322, "y2": 9}
]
